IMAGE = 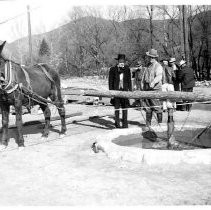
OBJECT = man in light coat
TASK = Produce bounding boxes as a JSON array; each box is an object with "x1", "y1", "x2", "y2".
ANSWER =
[{"x1": 143, "y1": 49, "x2": 163, "y2": 126}]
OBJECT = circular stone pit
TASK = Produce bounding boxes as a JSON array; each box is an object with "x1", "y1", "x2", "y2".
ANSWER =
[{"x1": 93, "y1": 126, "x2": 211, "y2": 165}]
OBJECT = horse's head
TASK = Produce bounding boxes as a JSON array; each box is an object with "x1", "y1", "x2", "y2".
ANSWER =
[{"x1": 0, "y1": 41, "x2": 7, "y2": 89}]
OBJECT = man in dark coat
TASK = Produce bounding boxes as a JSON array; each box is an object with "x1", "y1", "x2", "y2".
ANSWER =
[
  {"x1": 177, "y1": 60, "x2": 195, "y2": 111},
  {"x1": 109, "y1": 54, "x2": 132, "y2": 128}
]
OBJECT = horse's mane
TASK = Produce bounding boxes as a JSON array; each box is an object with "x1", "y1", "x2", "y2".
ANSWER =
[{"x1": 1, "y1": 44, "x2": 20, "y2": 64}]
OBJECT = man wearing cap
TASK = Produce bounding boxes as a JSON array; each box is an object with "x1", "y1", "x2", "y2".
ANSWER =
[
  {"x1": 177, "y1": 60, "x2": 195, "y2": 111},
  {"x1": 134, "y1": 61, "x2": 145, "y2": 90},
  {"x1": 143, "y1": 49, "x2": 163, "y2": 126},
  {"x1": 109, "y1": 54, "x2": 132, "y2": 128},
  {"x1": 169, "y1": 58, "x2": 180, "y2": 91},
  {"x1": 132, "y1": 60, "x2": 147, "y2": 107},
  {"x1": 161, "y1": 59, "x2": 176, "y2": 111}
]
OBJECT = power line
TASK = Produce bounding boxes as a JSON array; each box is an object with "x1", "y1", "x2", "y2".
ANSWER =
[
  {"x1": 0, "y1": 5, "x2": 41, "y2": 26},
  {"x1": 0, "y1": 12, "x2": 25, "y2": 25}
]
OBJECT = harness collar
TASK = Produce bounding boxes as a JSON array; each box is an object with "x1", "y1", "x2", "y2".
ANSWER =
[{"x1": 0, "y1": 57, "x2": 18, "y2": 94}]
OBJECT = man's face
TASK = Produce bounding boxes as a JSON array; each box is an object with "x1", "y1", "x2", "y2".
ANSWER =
[
  {"x1": 149, "y1": 57, "x2": 156, "y2": 63},
  {"x1": 169, "y1": 62, "x2": 172, "y2": 66},
  {"x1": 118, "y1": 59, "x2": 125, "y2": 68},
  {"x1": 163, "y1": 61, "x2": 168, "y2": 66}
]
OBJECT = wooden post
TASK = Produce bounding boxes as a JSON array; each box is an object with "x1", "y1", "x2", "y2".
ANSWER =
[
  {"x1": 183, "y1": 5, "x2": 190, "y2": 65},
  {"x1": 27, "y1": 5, "x2": 33, "y2": 64},
  {"x1": 167, "y1": 108, "x2": 175, "y2": 146},
  {"x1": 179, "y1": 5, "x2": 185, "y2": 59}
]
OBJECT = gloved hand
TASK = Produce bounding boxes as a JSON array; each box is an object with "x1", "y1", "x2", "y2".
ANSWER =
[{"x1": 149, "y1": 82, "x2": 155, "y2": 89}]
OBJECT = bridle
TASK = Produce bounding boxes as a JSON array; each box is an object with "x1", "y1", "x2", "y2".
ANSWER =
[{"x1": 0, "y1": 55, "x2": 19, "y2": 94}]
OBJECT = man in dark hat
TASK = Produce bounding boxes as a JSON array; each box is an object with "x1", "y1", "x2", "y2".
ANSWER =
[
  {"x1": 177, "y1": 60, "x2": 195, "y2": 111},
  {"x1": 109, "y1": 54, "x2": 132, "y2": 128}
]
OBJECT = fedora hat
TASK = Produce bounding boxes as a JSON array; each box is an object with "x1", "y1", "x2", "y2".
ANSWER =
[
  {"x1": 169, "y1": 58, "x2": 176, "y2": 63},
  {"x1": 146, "y1": 49, "x2": 158, "y2": 58},
  {"x1": 115, "y1": 54, "x2": 126, "y2": 60},
  {"x1": 179, "y1": 60, "x2": 186, "y2": 67}
]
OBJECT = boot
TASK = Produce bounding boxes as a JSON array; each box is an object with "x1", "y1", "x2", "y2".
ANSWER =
[
  {"x1": 122, "y1": 110, "x2": 128, "y2": 128},
  {"x1": 157, "y1": 112, "x2": 163, "y2": 123},
  {"x1": 115, "y1": 110, "x2": 121, "y2": 128},
  {"x1": 146, "y1": 110, "x2": 152, "y2": 127}
]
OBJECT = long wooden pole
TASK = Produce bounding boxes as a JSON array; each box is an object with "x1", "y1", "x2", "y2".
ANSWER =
[
  {"x1": 179, "y1": 5, "x2": 185, "y2": 59},
  {"x1": 27, "y1": 5, "x2": 33, "y2": 64},
  {"x1": 183, "y1": 5, "x2": 190, "y2": 65},
  {"x1": 61, "y1": 89, "x2": 211, "y2": 102}
]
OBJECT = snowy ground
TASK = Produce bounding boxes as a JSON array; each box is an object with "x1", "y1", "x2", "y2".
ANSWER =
[{"x1": 0, "y1": 78, "x2": 210, "y2": 205}]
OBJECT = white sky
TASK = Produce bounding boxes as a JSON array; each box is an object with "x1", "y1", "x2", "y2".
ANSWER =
[{"x1": 0, "y1": 0, "x2": 210, "y2": 43}]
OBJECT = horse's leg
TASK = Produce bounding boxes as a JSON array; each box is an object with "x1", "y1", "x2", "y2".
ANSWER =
[
  {"x1": 0, "y1": 103, "x2": 10, "y2": 150},
  {"x1": 40, "y1": 104, "x2": 51, "y2": 139},
  {"x1": 50, "y1": 85, "x2": 66, "y2": 138},
  {"x1": 14, "y1": 96, "x2": 24, "y2": 148},
  {"x1": 58, "y1": 104, "x2": 66, "y2": 138},
  {"x1": 56, "y1": 89, "x2": 66, "y2": 137}
]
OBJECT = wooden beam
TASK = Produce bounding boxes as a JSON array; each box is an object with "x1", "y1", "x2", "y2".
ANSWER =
[{"x1": 61, "y1": 89, "x2": 211, "y2": 102}]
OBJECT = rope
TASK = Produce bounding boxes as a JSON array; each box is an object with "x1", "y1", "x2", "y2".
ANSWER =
[
  {"x1": 96, "y1": 99, "x2": 211, "y2": 113},
  {"x1": 17, "y1": 89, "x2": 64, "y2": 110},
  {"x1": 95, "y1": 99, "x2": 211, "y2": 148},
  {"x1": 0, "y1": 98, "x2": 210, "y2": 152}
]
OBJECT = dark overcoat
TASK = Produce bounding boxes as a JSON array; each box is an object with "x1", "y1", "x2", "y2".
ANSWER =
[
  {"x1": 177, "y1": 66, "x2": 195, "y2": 89},
  {"x1": 108, "y1": 65, "x2": 132, "y2": 91}
]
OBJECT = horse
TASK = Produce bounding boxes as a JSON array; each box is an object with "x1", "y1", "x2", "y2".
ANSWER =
[{"x1": 0, "y1": 41, "x2": 66, "y2": 150}]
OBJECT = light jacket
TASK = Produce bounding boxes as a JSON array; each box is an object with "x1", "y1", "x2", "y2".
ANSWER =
[{"x1": 145, "y1": 61, "x2": 163, "y2": 90}]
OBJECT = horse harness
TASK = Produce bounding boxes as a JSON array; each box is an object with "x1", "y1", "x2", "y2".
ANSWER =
[{"x1": 1, "y1": 60, "x2": 55, "y2": 108}]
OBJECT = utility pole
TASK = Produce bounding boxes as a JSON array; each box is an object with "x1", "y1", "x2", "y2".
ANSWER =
[
  {"x1": 183, "y1": 5, "x2": 190, "y2": 65},
  {"x1": 27, "y1": 5, "x2": 33, "y2": 64},
  {"x1": 163, "y1": 6, "x2": 168, "y2": 48},
  {"x1": 179, "y1": 5, "x2": 185, "y2": 59},
  {"x1": 147, "y1": 5, "x2": 154, "y2": 48},
  {"x1": 179, "y1": 5, "x2": 190, "y2": 65},
  {"x1": 150, "y1": 5, "x2": 153, "y2": 48}
]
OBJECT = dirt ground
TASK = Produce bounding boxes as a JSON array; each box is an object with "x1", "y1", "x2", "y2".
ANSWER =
[{"x1": 0, "y1": 78, "x2": 210, "y2": 205}]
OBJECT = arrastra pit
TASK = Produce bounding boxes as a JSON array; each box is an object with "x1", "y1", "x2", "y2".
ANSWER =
[{"x1": 93, "y1": 126, "x2": 211, "y2": 165}]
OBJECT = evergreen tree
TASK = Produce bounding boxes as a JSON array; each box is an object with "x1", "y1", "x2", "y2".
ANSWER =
[{"x1": 39, "y1": 38, "x2": 50, "y2": 57}]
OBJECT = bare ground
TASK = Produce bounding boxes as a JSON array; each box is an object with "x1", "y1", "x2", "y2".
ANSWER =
[{"x1": 0, "y1": 78, "x2": 210, "y2": 205}]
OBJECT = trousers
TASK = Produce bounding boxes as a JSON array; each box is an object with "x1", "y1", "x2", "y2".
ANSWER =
[
  {"x1": 162, "y1": 83, "x2": 176, "y2": 110},
  {"x1": 114, "y1": 98, "x2": 129, "y2": 128}
]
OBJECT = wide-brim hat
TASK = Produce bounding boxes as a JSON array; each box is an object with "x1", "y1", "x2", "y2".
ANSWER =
[
  {"x1": 115, "y1": 54, "x2": 126, "y2": 61},
  {"x1": 179, "y1": 60, "x2": 186, "y2": 67},
  {"x1": 146, "y1": 49, "x2": 159, "y2": 58},
  {"x1": 169, "y1": 58, "x2": 176, "y2": 63}
]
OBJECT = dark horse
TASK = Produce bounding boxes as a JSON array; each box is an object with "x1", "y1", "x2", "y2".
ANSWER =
[{"x1": 0, "y1": 41, "x2": 66, "y2": 150}]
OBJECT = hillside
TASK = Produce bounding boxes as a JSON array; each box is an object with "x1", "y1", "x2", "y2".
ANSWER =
[
  {"x1": 4, "y1": 16, "x2": 167, "y2": 65},
  {"x1": 1, "y1": 9, "x2": 211, "y2": 79}
]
